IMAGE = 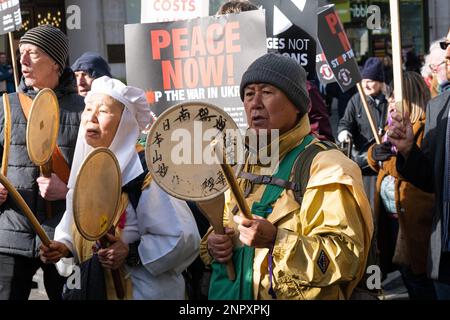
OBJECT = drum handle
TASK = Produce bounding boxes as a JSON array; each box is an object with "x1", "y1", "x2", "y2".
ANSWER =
[
  {"x1": 99, "y1": 231, "x2": 125, "y2": 300},
  {"x1": 197, "y1": 197, "x2": 236, "y2": 281},
  {"x1": 40, "y1": 160, "x2": 53, "y2": 219}
]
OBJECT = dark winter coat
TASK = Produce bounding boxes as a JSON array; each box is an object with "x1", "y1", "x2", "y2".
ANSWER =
[
  {"x1": 397, "y1": 91, "x2": 450, "y2": 282},
  {"x1": 0, "y1": 68, "x2": 84, "y2": 257}
]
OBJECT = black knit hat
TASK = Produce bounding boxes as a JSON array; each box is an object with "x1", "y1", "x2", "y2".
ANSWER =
[
  {"x1": 19, "y1": 25, "x2": 69, "y2": 70},
  {"x1": 240, "y1": 53, "x2": 310, "y2": 117},
  {"x1": 71, "y1": 52, "x2": 112, "y2": 79},
  {"x1": 361, "y1": 57, "x2": 384, "y2": 82}
]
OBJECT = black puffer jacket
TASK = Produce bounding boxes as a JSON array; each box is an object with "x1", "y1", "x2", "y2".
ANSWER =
[
  {"x1": 337, "y1": 92, "x2": 388, "y2": 173},
  {"x1": 0, "y1": 68, "x2": 84, "y2": 257}
]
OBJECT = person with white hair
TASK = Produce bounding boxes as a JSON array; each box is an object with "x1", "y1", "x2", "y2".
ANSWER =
[
  {"x1": 421, "y1": 38, "x2": 449, "y2": 97},
  {"x1": 39, "y1": 76, "x2": 200, "y2": 300}
]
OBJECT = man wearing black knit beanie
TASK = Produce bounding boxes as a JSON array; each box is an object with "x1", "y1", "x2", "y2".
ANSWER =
[
  {"x1": 71, "y1": 52, "x2": 112, "y2": 97},
  {"x1": 0, "y1": 24, "x2": 84, "y2": 300},
  {"x1": 201, "y1": 53, "x2": 373, "y2": 300},
  {"x1": 337, "y1": 57, "x2": 388, "y2": 210}
]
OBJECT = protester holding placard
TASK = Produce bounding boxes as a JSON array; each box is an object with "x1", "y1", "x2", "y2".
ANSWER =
[{"x1": 337, "y1": 57, "x2": 388, "y2": 207}]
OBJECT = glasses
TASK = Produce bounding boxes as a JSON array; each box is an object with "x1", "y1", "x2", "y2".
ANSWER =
[
  {"x1": 440, "y1": 41, "x2": 450, "y2": 50},
  {"x1": 429, "y1": 60, "x2": 446, "y2": 72}
]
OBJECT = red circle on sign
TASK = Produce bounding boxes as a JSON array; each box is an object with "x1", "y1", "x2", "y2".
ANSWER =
[{"x1": 320, "y1": 64, "x2": 334, "y2": 81}]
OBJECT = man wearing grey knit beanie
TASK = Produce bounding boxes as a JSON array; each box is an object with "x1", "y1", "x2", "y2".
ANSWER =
[
  {"x1": 0, "y1": 25, "x2": 84, "y2": 300},
  {"x1": 202, "y1": 53, "x2": 373, "y2": 300}
]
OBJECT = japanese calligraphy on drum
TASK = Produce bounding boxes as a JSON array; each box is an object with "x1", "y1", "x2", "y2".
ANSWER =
[{"x1": 145, "y1": 102, "x2": 242, "y2": 201}]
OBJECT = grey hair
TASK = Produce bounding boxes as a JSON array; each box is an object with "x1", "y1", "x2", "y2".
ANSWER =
[{"x1": 421, "y1": 37, "x2": 446, "y2": 78}]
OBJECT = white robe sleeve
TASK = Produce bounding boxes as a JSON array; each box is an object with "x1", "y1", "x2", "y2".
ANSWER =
[
  {"x1": 54, "y1": 189, "x2": 77, "y2": 277},
  {"x1": 136, "y1": 182, "x2": 200, "y2": 276}
]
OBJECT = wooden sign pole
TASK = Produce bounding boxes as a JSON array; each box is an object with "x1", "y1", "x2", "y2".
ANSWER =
[
  {"x1": 357, "y1": 82, "x2": 382, "y2": 144},
  {"x1": 8, "y1": 32, "x2": 19, "y2": 90},
  {"x1": 389, "y1": 0, "x2": 404, "y2": 115}
]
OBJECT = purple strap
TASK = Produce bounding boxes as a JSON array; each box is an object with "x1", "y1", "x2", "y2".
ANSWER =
[{"x1": 268, "y1": 249, "x2": 277, "y2": 299}]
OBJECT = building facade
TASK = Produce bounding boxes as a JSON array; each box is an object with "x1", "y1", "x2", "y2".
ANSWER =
[
  {"x1": 0, "y1": 0, "x2": 448, "y2": 83},
  {"x1": 428, "y1": 0, "x2": 450, "y2": 41},
  {"x1": 0, "y1": 0, "x2": 139, "y2": 81},
  {"x1": 332, "y1": 0, "x2": 429, "y2": 63},
  {"x1": 65, "y1": 0, "x2": 140, "y2": 81}
]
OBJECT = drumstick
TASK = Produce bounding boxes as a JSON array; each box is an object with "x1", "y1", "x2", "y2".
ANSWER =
[
  {"x1": 211, "y1": 139, "x2": 253, "y2": 220},
  {"x1": 0, "y1": 173, "x2": 51, "y2": 246},
  {"x1": 197, "y1": 194, "x2": 236, "y2": 281}
]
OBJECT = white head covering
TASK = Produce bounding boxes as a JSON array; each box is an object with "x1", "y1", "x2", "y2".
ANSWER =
[
  {"x1": 86, "y1": 76, "x2": 151, "y2": 132},
  {"x1": 68, "y1": 76, "x2": 151, "y2": 188},
  {"x1": 56, "y1": 77, "x2": 151, "y2": 274}
]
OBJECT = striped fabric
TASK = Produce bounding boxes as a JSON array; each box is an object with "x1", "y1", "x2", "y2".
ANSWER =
[{"x1": 19, "y1": 24, "x2": 68, "y2": 70}]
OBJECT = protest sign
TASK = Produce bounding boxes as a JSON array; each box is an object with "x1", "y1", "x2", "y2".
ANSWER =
[
  {"x1": 317, "y1": 4, "x2": 361, "y2": 92},
  {"x1": 0, "y1": 0, "x2": 21, "y2": 34},
  {"x1": 252, "y1": 0, "x2": 318, "y2": 79},
  {"x1": 318, "y1": 4, "x2": 380, "y2": 143},
  {"x1": 125, "y1": 10, "x2": 267, "y2": 129},
  {"x1": 316, "y1": 46, "x2": 335, "y2": 84}
]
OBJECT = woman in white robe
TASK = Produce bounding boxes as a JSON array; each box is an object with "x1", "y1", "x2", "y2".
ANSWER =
[{"x1": 39, "y1": 76, "x2": 200, "y2": 299}]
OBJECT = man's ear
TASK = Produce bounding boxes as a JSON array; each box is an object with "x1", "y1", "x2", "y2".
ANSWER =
[{"x1": 53, "y1": 62, "x2": 62, "y2": 76}]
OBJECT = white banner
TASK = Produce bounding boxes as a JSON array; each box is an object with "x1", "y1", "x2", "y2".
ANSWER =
[{"x1": 141, "y1": 0, "x2": 209, "y2": 23}]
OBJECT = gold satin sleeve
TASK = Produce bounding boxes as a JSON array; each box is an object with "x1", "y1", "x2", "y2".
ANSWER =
[{"x1": 272, "y1": 183, "x2": 366, "y2": 288}]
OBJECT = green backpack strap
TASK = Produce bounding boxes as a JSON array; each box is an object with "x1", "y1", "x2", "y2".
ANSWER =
[{"x1": 292, "y1": 140, "x2": 338, "y2": 204}]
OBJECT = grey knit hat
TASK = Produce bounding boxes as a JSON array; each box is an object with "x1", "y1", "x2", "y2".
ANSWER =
[
  {"x1": 240, "y1": 53, "x2": 310, "y2": 116},
  {"x1": 19, "y1": 25, "x2": 69, "y2": 70}
]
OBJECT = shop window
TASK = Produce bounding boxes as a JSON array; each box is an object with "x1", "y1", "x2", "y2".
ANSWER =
[
  {"x1": 107, "y1": 44, "x2": 125, "y2": 64},
  {"x1": 14, "y1": 2, "x2": 66, "y2": 39},
  {"x1": 35, "y1": 7, "x2": 63, "y2": 29}
]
